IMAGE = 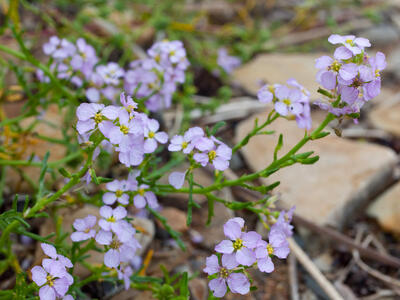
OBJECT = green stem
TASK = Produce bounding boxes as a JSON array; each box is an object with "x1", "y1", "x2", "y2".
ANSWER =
[
  {"x1": 0, "y1": 146, "x2": 96, "y2": 252},
  {"x1": 0, "y1": 151, "x2": 82, "y2": 167},
  {"x1": 0, "y1": 44, "x2": 76, "y2": 103},
  {"x1": 159, "y1": 113, "x2": 335, "y2": 195},
  {"x1": 232, "y1": 112, "x2": 278, "y2": 154}
]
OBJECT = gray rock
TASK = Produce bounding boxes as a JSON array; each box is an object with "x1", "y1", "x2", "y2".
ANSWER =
[
  {"x1": 359, "y1": 24, "x2": 399, "y2": 47},
  {"x1": 367, "y1": 181, "x2": 400, "y2": 234},
  {"x1": 236, "y1": 112, "x2": 398, "y2": 228},
  {"x1": 233, "y1": 53, "x2": 325, "y2": 100}
]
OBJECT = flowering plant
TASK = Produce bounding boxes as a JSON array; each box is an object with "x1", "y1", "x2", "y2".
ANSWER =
[{"x1": 0, "y1": 22, "x2": 384, "y2": 300}]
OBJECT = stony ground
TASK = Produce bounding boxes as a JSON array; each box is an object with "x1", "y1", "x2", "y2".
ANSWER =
[{"x1": 2, "y1": 0, "x2": 400, "y2": 299}]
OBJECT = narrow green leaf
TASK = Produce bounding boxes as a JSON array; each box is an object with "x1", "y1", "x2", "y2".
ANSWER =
[
  {"x1": 273, "y1": 134, "x2": 283, "y2": 161},
  {"x1": 210, "y1": 121, "x2": 226, "y2": 135},
  {"x1": 206, "y1": 197, "x2": 214, "y2": 225},
  {"x1": 186, "y1": 172, "x2": 194, "y2": 226}
]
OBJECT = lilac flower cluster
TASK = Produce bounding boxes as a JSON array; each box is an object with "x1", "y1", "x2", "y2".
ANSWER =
[
  {"x1": 315, "y1": 34, "x2": 386, "y2": 117},
  {"x1": 39, "y1": 37, "x2": 99, "y2": 93},
  {"x1": 217, "y1": 48, "x2": 241, "y2": 74},
  {"x1": 257, "y1": 79, "x2": 312, "y2": 130},
  {"x1": 167, "y1": 127, "x2": 232, "y2": 189},
  {"x1": 31, "y1": 244, "x2": 74, "y2": 300},
  {"x1": 39, "y1": 37, "x2": 188, "y2": 109},
  {"x1": 69, "y1": 206, "x2": 141, "y2": 290},
  {"x1": 124, "y1": 40, "x2": 189, "y2": 111},
  {"x1": 204, "y1": 209, "x2": 294, "y2": 298},
  {"x1": 76, "y1": 92, "x2": 168, "y2": 167},
  {"x1": 102, "y1": 171, "x2": 159, "y2": 209}
]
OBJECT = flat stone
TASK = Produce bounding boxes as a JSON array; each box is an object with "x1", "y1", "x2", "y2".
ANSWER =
[
  {"x1": 359, "y1": 25, "x2": 399, "y2": 47},
  {"x1": 367, "y1": 182, "x2": 400, "y2": 234},
  {"x1": 189, "y1": 278, "x2": 208, "y2": 300},
  {"x1": 6, "y1": 104, "x2": 68, "y2": 192},
  {"x1": 369, "y1": 100, "x2": 400, "y2": 137},
  {"x1": 158, "y1": 207, "x2": 188, "y2": 233},
  {"x1": 233, "y1": 53, "x2": 324, "y2": 99},
  {"x1": 198, "y1": 200, "x2": 234, "y2": 249},
  {"x1": 235, "y1": 111, "x2": 397, "y2": 227}
]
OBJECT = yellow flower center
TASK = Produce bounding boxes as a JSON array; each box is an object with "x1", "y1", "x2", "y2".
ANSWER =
[
  {"x1": 115, "y1": 190, "x2": 123, "y2": 197},
  {"x1": 331, "y1": 60, "x2": 342, "y2": 72},
  {"x1": 120, "y1": 125, "x2": 129, "y2": 134},
  {"x1": 127, "y1": 105, "x2": 136, "y2": 111},
  {"x1": 233, "y1": 238, "x2": 243, "y2": 250},
  {"x1": 46, "y1": 275, "x2": 55, "y2": 287},
  {"x1": 345, "y1": 38, "x2": 354, "y2": 45},
  {"x1": 94, "y1": 113, "x2": 103, "y2": 124},
  {"x1": 268, "y1": 85, "x2": 275, "y2": 93},
  {"x1": 110, "y1": 239, "x2": 122, "y2": 250},
  {"x1": 208, "y1": 150, "x2": 217, "y2": 161},
  {"x1": 138, "y1": 188, "x2": 145, "y2": 196},
  {"x1": 219, "y1": 267, "x2": 229, "y2": 279},
  {"x1": 182, "y1": 141, "x2": 188, "y2": 149},
  {"x1": 107, "y1": 216, "x2": 116, "y2": 223},
  {"x1": 375, "y1": 69, "x2": 380, "y2": 77},
  {"x1": 155, "y1": 55, "x2": 161, "y2": 63},
  {"x1": 283, "y1": 99, "x2": 291, "y2": 106},
  {"x1": 267, "y1": 244, "x2": 274, "y2": 255},
  {"x1": 84, "y1": 228, "x2": 91, "y2": 233},
  {"x1": 148, "y1": 131, "x2": 155, "y2": 138}
]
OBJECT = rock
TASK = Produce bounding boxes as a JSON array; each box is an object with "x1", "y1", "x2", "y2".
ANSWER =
[
  {"x1": 189, "y1": 278, "x2": 208, "y2": 300},
  {"x1": 369, "y1": 100, "x2": 400, "y2": 137},
  {"x1": 235, "y1": 111, "x2": 397, "y2": 228},
  {"x1": 367, "y1": 181, "x2": 400, "y2": 234},
  {"x1": 5, "y1": 104, "x2": 69, "y2": 192},
  {"x1": 233, "y1": 53, "x2": 325, "y2": 99},
  {"x1": 111, "y1": 290, "x2": 153, "y2": 300},
  {"x1": 359, "y1": 24, "x2": 399, "y2": 47},
  {"x1": 387, "y1": 46, "x2": 400, "y2": 79},
  {"x1": 313, "y1": 252, "x2": 333, "y2": 273},
  {"x1": 36, "y1": 205, "x2": 155, "y2": 278},
  {"x1": 158, "y1": 207, "x2": 188, "y2": 233},
  {"x1": 198, "y1": 200, "x2": 234, "y2": 249}
]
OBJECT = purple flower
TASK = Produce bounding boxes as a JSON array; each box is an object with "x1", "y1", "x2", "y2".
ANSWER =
[
  {"x1": 271, "y1": 207, "x2": 295, "y2": 238},
  {"x1": 203, "y1": 254, "x2": 250, "y2": 297},
  {"x1": 193, "y1": 139, "x2": 232, "y2": 171},
  {"x1": 32, "y1": 244, "x2": 74, "y2": 300},
  {"x1": 98, "y1": 206, "x2": 127, "y2": 232},
  {"x1": 257, "y1": 85, "x2": 274, "y2": 103},
  {"x1": 168, "y1": 171, "x2": 186, "y2": 189},
  {"x1": 71, "y1": 215, "x2": 97, "y2": 242},
  {"x1": 217, "y1": 48, "x2": 241, "y2": 74},
  {"x1": 120, "y1": 92, "x2": 138, "y2": 115},
  {"x1": 274, "y1": 85, "x2": 303, "y2": 116},
  {"x1": 132, "y1": 184, "x2": 158, "y2": 209},
  {"x1": 96, "y1": 62, "x2": 124, "y2": 86},
  {"x1": 43, "y1": 36, "x2": 76, "y2": 60},
  {"x1": 31, "y1": 264, "x2": 71, "y2": 300},
  {"x1": 143, "y1": 119, "x2": 168, "y2": 153},
  {"x1": 168, "y1": 127, "x2": 204, "y2": 154},
  {"x1": 118, "y1": 265, "x2": 133, "y2": 290},
  {"x1": 328, "y1": 34, "x2": 371, "y2": 56},
  {"x1": 215, "y1": 218, "x2": 261, "y2": 266},
  {"x1": 255, "y1": 230, "x2": 290, "y2": 273},
  {"x1": 76, "y1": 103, "x2": 119, "y2": 136},
  {"x1": 95, "y1": 228, "x2": 141, "y2": 268},
  {"x1": 41, "y1": 244, "x2": 73, "y2": 269},
  {"x1": 103, "y1": 180, "x2": 130, "y2": 205},
  {"x1": 70, "y1": 38, "x2": 98, "y2": 77}
]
